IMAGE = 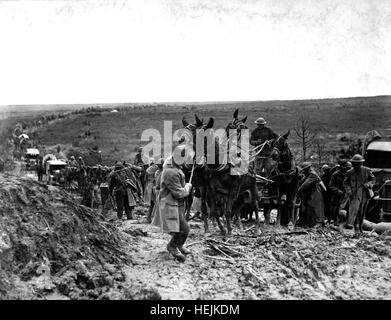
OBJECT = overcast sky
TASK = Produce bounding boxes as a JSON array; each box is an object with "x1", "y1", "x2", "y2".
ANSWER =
[{"x1": 0, "y1": 0, "x2": 390, "y2": 106}]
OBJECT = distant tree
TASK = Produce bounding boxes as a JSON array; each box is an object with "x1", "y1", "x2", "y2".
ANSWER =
[
  {"x1": 294, "y1": 114, "x2": 316, "y2": 162},
  {"x1": 313, "y1": 131, "x2": 329, "y2": 166}
]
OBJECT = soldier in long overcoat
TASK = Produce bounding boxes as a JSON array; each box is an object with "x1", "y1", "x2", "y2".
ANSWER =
[
  {"x1": 147, "y1": 158, "x2": 164, "y2": 223},
  {"x1": 343, "y1": 154, "x2": 375, "y2": 233},
  {"x1": 297, "y1": 162, "x2": 325, "y2": 228},
  {"x1": 152, "y1": 154, "x2": 192, "y2": 262},
  {"x1": 109, "y1": 163, "x2": 138, "y2": 220},
  {"x1": 329, "y1": 159, "x2": 350, "y2": 225}
]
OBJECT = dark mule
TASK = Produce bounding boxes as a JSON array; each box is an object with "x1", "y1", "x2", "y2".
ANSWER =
[
  {"x1": 181, "y1": 114, "x2": 214, "y2": 228},
  {"x1": 268, "y1": 130, "x2": 302, "y2": 226},
  {"x1": 205, "y1": 109, "x2": 254, "y2": 235}
]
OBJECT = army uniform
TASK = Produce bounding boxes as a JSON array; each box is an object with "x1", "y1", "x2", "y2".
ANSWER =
[
  {"x1": 152, "y1": 155, "x2": 192, "y2": 262},
  {"x1": 343, "y1": 155, "x2": 375, "y2": 232},
  {"x1": 297, "y1": 163, "x2": 325, "y2": 228},
  {"x1": 250, "y1": 118, "x2": 278, "y2": 176},
  {"x1": 109, "y1": 164, "x2": 135, "y2": 220}
]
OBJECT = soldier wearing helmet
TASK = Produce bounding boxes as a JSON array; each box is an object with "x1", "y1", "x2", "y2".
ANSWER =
[
  {"x1": 146, "y1": 158, "x2": 165, "y2": 223},
  {"x1": 343, "y1": 154, "x2": 375, "y2": 233},
  {"x1": 109, "y1": 162, "x2": 137, "y2": 220},
  {"x1": 329, "y1": 159, "x2": 350, "y2": 225},
  {"x1": 250, "y1": 117, "x2": 278, "y2": 176},
  {"x1": 297, "y1": 162, "x2": 325, "y2": 228}
]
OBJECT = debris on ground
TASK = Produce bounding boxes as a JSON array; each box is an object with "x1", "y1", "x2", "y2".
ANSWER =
[
  {"x1": 119, "y1": 221, "x2": 391, "y2": 300},
  {"x1": 2, "y1": 174, "x2": 391, "y2": 300}
]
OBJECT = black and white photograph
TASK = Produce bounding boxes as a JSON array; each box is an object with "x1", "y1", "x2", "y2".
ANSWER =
[{"x1": 0, "y1": 0, "x2": 391, "y2": 307}]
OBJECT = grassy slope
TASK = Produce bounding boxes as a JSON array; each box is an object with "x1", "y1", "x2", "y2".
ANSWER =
[{"x1": 33, "y1": 97, "x2": 391, "y2": 165}]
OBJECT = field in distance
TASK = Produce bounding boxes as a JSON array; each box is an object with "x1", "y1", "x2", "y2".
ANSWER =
[{"x1": 29, "y1": 96, "x2": 391, "y2": 165}]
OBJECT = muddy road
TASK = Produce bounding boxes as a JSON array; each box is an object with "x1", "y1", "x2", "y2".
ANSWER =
[
  {"x1": 118, "y1": 209, "x2": 391, "y2": 300},
  {"x1": 1, "y1": 172, "x2": 390, "y2": 300}
]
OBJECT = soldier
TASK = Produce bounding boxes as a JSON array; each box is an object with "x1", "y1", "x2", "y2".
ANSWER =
[
  {"x1": 343, "y1": 154, "x2": 375, "y2": 233},
  {"x1": 329, "y1": 159, "x2": 350, "y2": 226},
  {"x1": 36, "y1": 157, "x2": 44, "y2": 182},
  {"x1": 109, "y1": 163, "x2": 134, "y2": 220},
  {"x1": 133, "y1": 147, "x2": 145, "y2": 167},
  {"x1": 133, "y1": 147, "x2": 148, "y2": 194},
  {"x1": 147, "y1": 158, "x2": 164, "y2": 223},
  {"x1": 78, "y1": 156, "x2": 85, "y2": 167},
  {"x1": 152, "y1": 151, "x2": 192, "y2": 262},
  {"x1": 250, "y1": 117, "x2": 278, "y2": 176},
  {"x1": 297, "y1": 162, "x2": 326, "y2": 228},
  {"x1": 143, "y1": 159, "x2": 157, "y2": 204},
  {"x1": 69, "y1": 156, "x2": 78, "y2": 167}
]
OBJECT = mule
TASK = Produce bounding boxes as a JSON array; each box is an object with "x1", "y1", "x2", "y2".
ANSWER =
[
  {"x1": 205, "y1": 109, "x2": 254, "y2": 235},
  {"x1": 181, "y1": 114, "x2": 214, "y2": 230},
  {"x1": 268, "y1": 130, "x2": 302, "y2": 226}
]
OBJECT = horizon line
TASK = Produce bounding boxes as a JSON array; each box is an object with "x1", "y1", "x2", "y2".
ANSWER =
[{"x1": 1, "y1": 94, "x2": 390, "y2": 109}]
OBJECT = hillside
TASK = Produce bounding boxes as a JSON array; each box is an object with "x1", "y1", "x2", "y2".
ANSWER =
[{"x1": 30, "y1": 97, "x2": 391, "y2": 165}]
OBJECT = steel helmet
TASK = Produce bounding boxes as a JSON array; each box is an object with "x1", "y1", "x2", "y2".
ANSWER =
[
  {"x1": 338, "y1": 159, "x2": 348, "y2": 167},
  {"x1": 350, "y1": 154, "x2": 365, "y2": 163},
  {"x1": 301, "y1": 162, "x2": 312, "y2": 170},
  {"x1": 322, "y1": 164, "x2": 330, "y2": 171},
  {"x1": 254, "y1": 117, "x2": 267, "y2": 125},
  {"x1": 115, "y1": 163, "x2": 123, "y2": 170}
]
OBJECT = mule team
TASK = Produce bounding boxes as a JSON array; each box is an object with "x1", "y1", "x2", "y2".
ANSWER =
[
  {"x1": 150, "y1": 111, "x2": 375, "y2": 262},
  {"x1": 39, "y1": 110, "x2": 376, "y2": 263}
]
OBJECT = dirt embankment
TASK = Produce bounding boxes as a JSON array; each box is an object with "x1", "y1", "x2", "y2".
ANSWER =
[{"x1": 0, "y1": 174, "x2": 134, "y2": 300}]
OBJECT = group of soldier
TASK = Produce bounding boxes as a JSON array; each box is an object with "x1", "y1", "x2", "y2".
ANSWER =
[
  {"x1": 249, "y1": 117, "x2": 376, "y2": 234},
  {"x1": 297, "y1": 155, "x2": 375, "y2": 233}
]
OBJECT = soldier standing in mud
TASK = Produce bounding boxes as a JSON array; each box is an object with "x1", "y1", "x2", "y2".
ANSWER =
[
  {"x1": 133, "y1": 147, "x2": 148, "y2": 195},
  {"x1": 36, "y1": 157, "x2": 45, "y2": 182},
  {"x1": 343, "y1": 154, "x2": 375, "y2": 233},
  {"x1": 152, "y1": 148, "x2": 192, "y2": 263},
  {"x1": 297, "y1": 162, "x2": 326, "y2": 228},
  {"x1": 329, "y1": 159, "x2": 350, "y2": 226},
  {"x1": 250, "y1": 117, "x2": 278, "y2": 176},
  {"x1": 109, "y1": 163, "x2": 134, "y2": 220},
  {"x1": 146, "y1": 158, "x2": 164, "y2": 223}
]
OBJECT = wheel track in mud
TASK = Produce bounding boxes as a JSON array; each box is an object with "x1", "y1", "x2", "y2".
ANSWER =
[{"x1": 116, "y1": 215, "x2": 391, "y2": 300}]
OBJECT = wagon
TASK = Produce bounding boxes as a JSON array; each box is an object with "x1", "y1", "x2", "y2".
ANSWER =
[
  {"x1": 363, "y1": 130, "x2": 391, "y2": 222},
  {"x1": 25, "y1": 148, "x2": 40, "y2": 170},
  {"x1": 46, "y1": 160, "x2": 67, "y2": 185}
]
